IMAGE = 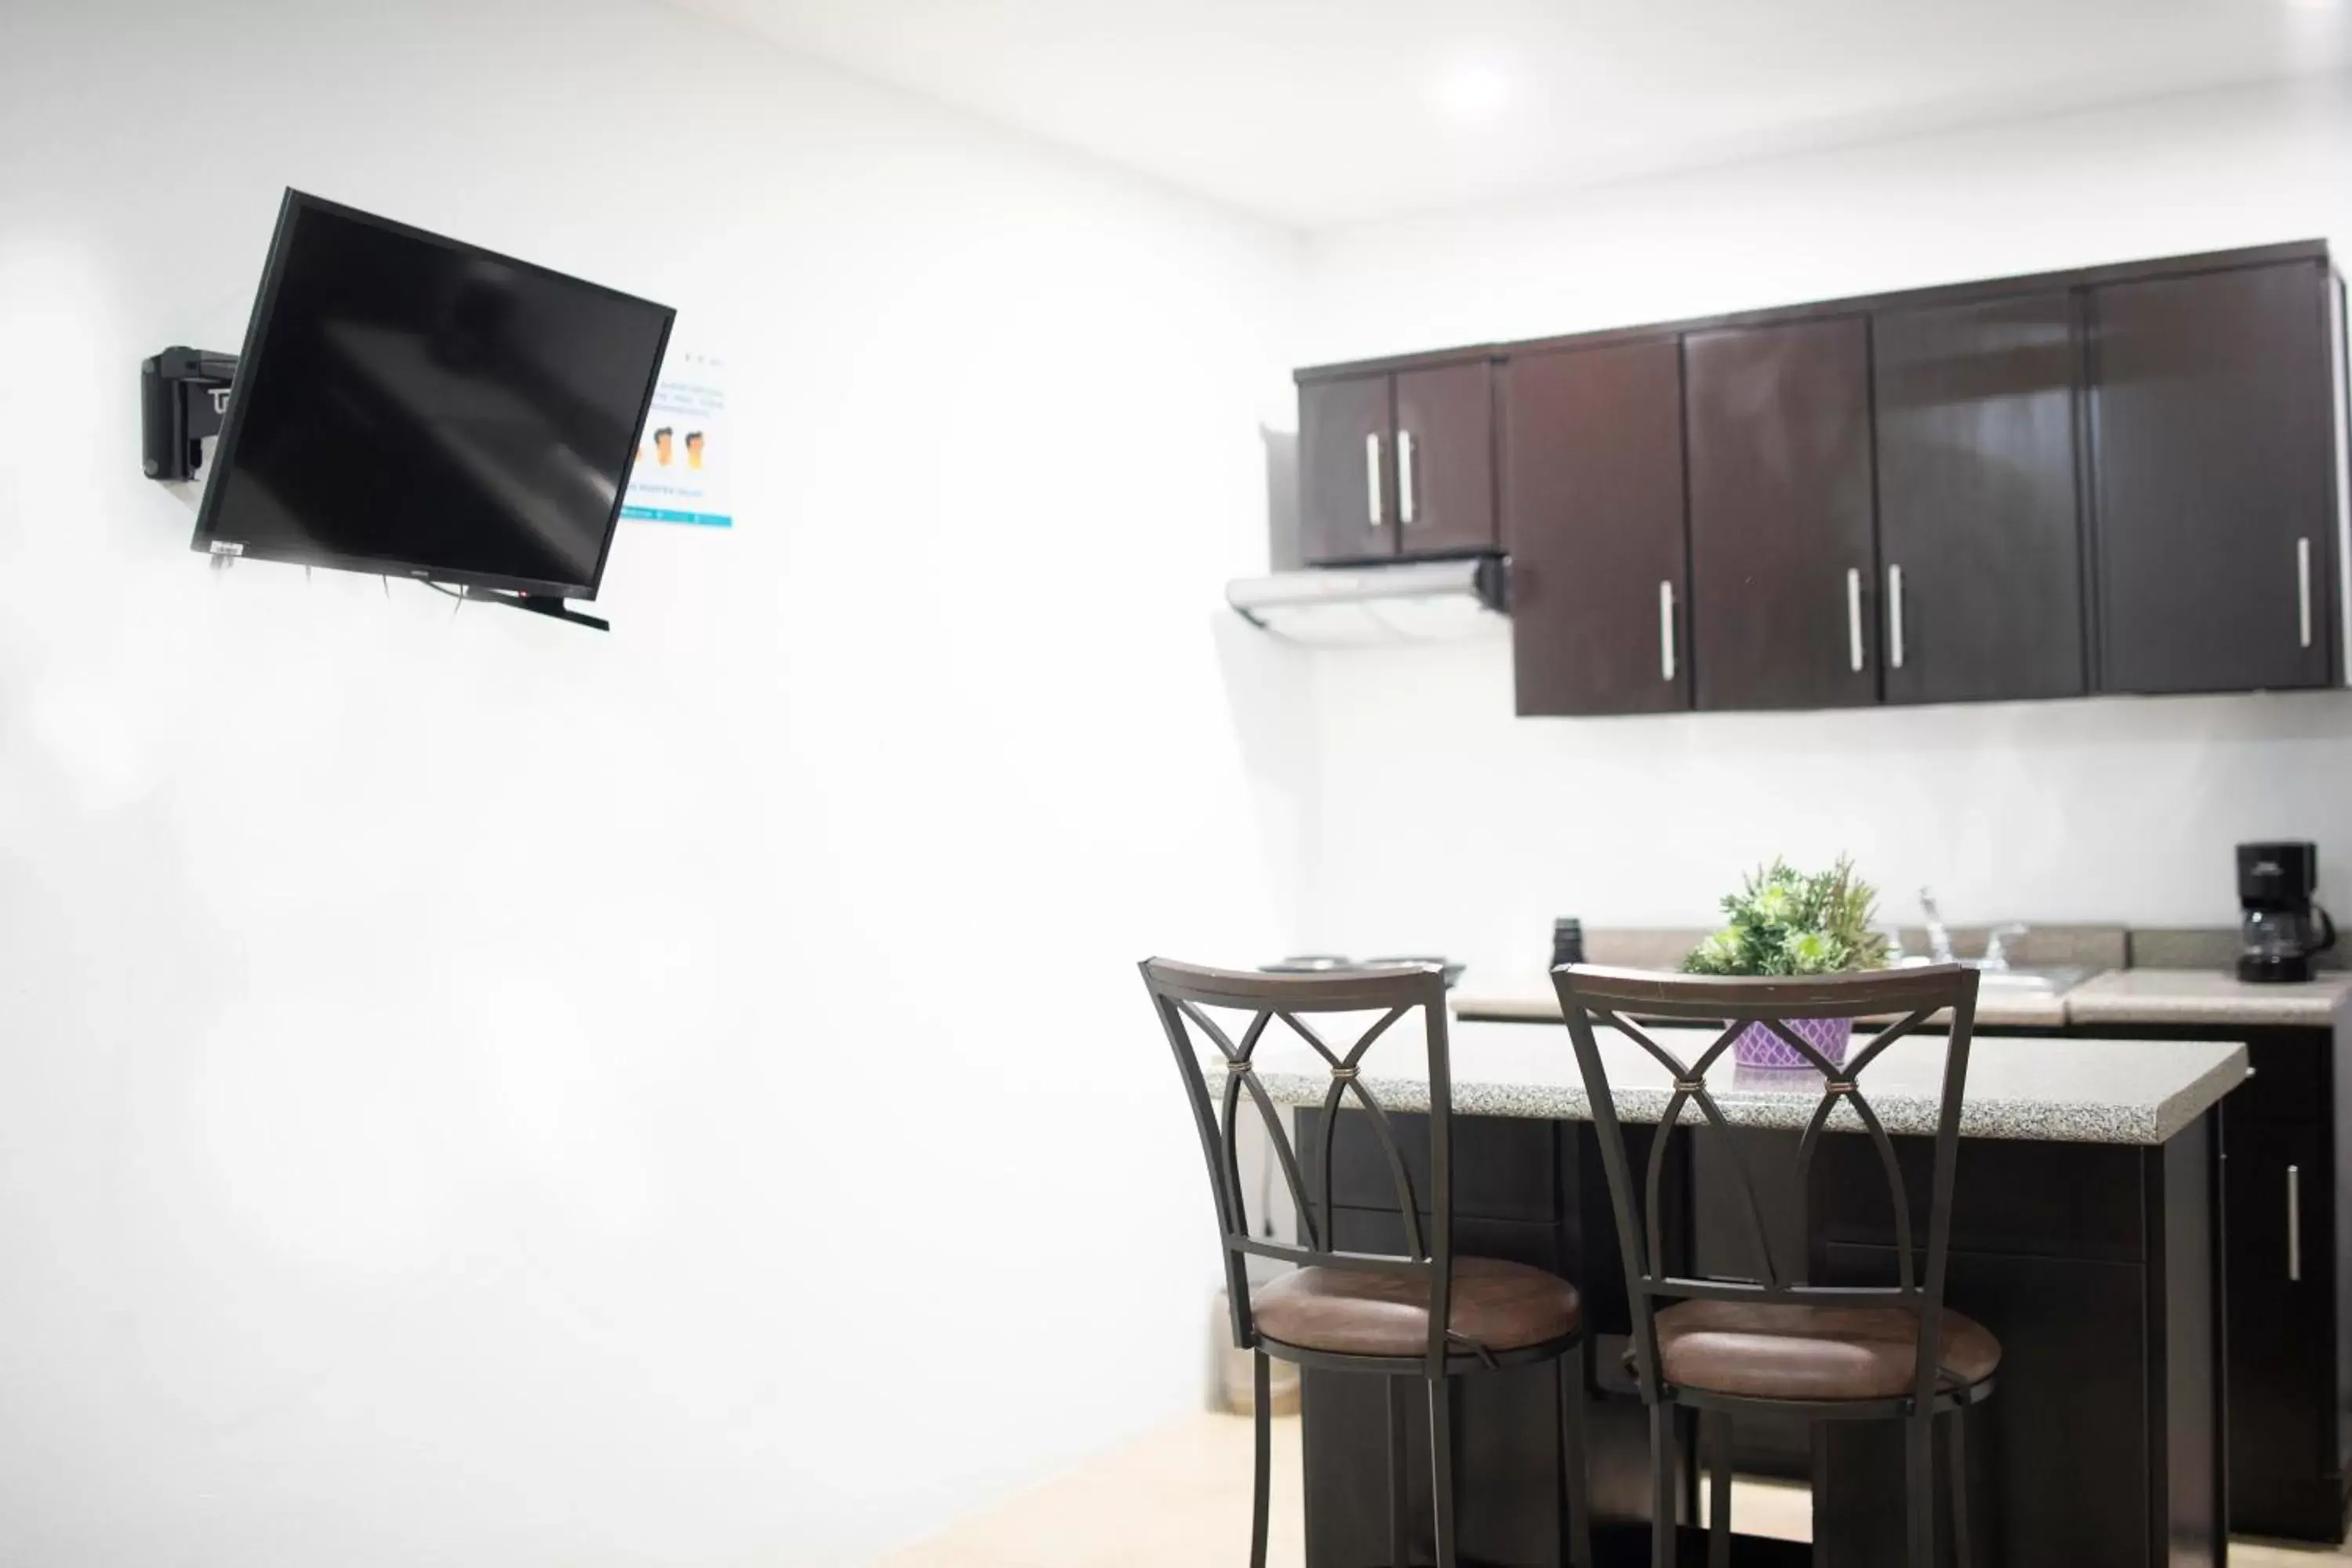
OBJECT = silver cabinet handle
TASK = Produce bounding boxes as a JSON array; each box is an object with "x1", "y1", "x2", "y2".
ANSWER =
[
  {"x1": 2298, "y1": 536, "x2": 2314, "y2": 649},
  {"x1": 1888, "y1": 564, "x2": 1907, "y2": 670},
  {"x1": 2289, "y1": 1163, "x2": 2303, "y2": 1282},
  {"x1": 1397, "y1": 431, "x2": 1417, "y2": 526},
  {"x1": 1846, "y1": 568, "x2": 1864, "y2": 673},
  {"x1": 1659, "y1": 580, "x2": 1677, "y2": 681},
  {"x1": 1364, "y1": 434, "x2": 1383, "y2": 528}
]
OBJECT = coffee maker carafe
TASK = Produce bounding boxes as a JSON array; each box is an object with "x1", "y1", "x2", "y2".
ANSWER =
[{"x1": 2238, "y1": 841, "x2": 2335, "y2": 983}]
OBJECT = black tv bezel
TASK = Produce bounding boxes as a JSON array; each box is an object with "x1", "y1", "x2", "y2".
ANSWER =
[{"x1": 191, "y1": 188, "x2": 677, "y2": 603}]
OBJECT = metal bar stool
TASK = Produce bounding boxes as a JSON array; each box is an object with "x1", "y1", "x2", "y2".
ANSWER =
[
  {"x1": 1141, "y1": 957, "x2": 1595, "y2": 1568},
  {"x1": 1547, "y1": 963, "x2": 1996, "y2": 1568}
]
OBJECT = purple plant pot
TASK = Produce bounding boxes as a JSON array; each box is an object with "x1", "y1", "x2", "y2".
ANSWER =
[{"x1": 1730, "y1": 1014, "x2": 1851, "y2": 1071}]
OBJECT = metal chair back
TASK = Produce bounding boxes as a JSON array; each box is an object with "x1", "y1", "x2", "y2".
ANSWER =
[
  {"x1": 1140, "y1": 957, "x2": 1460, "y2": 1375},
  {"x1": 1548, "y1": 963, "x2": 1980, "y2": 1413}
]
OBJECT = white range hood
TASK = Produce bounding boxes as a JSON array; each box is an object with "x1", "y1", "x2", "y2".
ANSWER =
[{"x1": 1225, "y1": 556, "x2": 1508, "y2": 647}]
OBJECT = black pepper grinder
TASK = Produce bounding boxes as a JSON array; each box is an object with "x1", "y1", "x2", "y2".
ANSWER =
[{"x1": 1552, "y1": 919, "x2": 1585, "y2": 969}]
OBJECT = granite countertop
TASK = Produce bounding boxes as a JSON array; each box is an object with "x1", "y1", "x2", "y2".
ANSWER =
[
  {"x1": 2063, "y1": 967, "x2": 2352, "y2": 1027},
  {"x1": 1453, "y1": 967, "x2": 2352, "y2": 1031},
  {"x1": 1250, "y1": 1020, "x2": 2247, "y2": 1145},
  {"x1": 1451, "y1": 975, "x2": 2071, "y2": 1029}
]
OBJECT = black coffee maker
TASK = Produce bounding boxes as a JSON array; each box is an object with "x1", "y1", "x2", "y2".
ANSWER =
[{"x1": 2238, "y1": 841, "x2": 2335, "y2": 983}]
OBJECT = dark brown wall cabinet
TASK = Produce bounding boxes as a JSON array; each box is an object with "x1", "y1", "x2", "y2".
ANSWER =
[
  {"x1": 1291, "y1": 240, "x2": 2348, "y2": 714},
  {"x1": 1296, "y1": 372, "x2": 1391, "y2": 566},
  {"x1": 1872, "y1": 290, "x2": 2089, "y2": 703},
  {"x1": 1685, "y1": 318, "x2": 1879, "y2": 710},
  {"x1": 1298, "y1": 361, "x2": 1495, "y2": 565},
  {"x1": 2089, "y1": 260, "x2": 2341, "y2": 693},
  {"x1": 1503, "y1": 341, "x2": 1690, "y2": 716}
]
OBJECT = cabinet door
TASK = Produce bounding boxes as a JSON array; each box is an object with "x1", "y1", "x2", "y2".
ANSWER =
[
  {"x1": 1686, "y1": 317, "x2": 1878, "y2": 710},
  {"x1": 1875, "y1": 291, "x2": 2089, "y2": 704},
  {"x1": 1503, "y1": 340, "x2": 1690, "y2": 715},
  {"x1": 1820, "y1": 1242, "x2": 2153, "y2": 1568},
  {"x1": 2226, "y1": 1120, "x2": 2339, "y2": 1537},
  {"x1": 2090, "y1": 261, "x2": 2338, "y2": 693},
  {"x1": 1298, "y1": 372, "x2": 1395, "y2": 564},
  {"x1": 1392, "y1": 361, "x2": 1497, "y2": 556}
]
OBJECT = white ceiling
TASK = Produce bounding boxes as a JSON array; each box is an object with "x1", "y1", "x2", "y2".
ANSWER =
[{"x1": 671, "y1": 0, "x2": 2352, "y2": 228}]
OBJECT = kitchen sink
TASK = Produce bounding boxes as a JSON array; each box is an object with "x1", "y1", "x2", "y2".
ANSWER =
[
  {"x1": 1892, "y1": 958, "x2": 2089, "y2": 996},
  {"x1": 1965, "y1": 965, "x2": 2088, "y2": 996}
]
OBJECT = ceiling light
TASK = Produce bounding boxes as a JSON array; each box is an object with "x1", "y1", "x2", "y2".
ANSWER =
[{"x1": 1431, "y1": 62, "x2": 1512, "y2": 122}]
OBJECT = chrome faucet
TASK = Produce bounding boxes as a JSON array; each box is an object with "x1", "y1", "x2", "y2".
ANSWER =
[
  {"x1": 1919, "y1": 888, "x2": 2031, "y2": 971},
  {"x1": 1919, "y1": 887, "x2": 1955, "y2": 964},
  {"x1": 1981, "y1": 923, "x2": 2030, "y2": 973}
]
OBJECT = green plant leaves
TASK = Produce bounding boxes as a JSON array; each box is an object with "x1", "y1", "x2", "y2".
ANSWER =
[{"x1": 1678, "y1": 855, "x2": 1891, "y2": 977}]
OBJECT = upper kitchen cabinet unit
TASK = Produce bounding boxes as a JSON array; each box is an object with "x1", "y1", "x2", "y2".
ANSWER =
[
  {"x1": 1872, "y1": 290, "x2": 2089, "y2": 704},
  {"x1": 1686, "y1": 317, "x2": 1879, "y2": 710},
  {"x1": 2089, "y1": 260, "x2": 2343, "y2": 694},
  {"x1": 1504, "y1": 339, "x2": 1690, "y2": 716},
  {"x1": 1297, "y1": 360, "x2": 1497, "y2": 564},
  {"x1": 1274, "y1": 241, "x2": 2349, "y2": 715}
]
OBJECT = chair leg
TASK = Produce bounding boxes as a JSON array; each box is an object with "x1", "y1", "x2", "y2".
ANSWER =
[
  {"x1": 1947, "y1": 1405, "x2": 1972, "y2": 1568},
  {"x1": 1649, "y1": 1401, "x2": 1677, "y2": 1568},
  {"x1": 1559, "y1": 1346, "x2": 1595, "y2": 1568},
  {"x1": 1905, "y1": 1409, "x2": 1935, "y2": 1568},
  {"x1": 1250, "y1": 1351, "x2": 1270, "y2": 1568},
  {"x1": 1706, "y1": 1410, "x2": 1733, "y2": 1568},
  {"x1": 1387, "y1": 1377, "x2": 1409, "y2": 1568},
  {"x1": 1428, "y1": 1377, "x2": 1460, "y2": 1568}
]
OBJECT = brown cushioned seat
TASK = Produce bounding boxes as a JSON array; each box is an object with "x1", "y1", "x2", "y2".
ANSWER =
[
  {"x1": 1650, "y1": 1300, "x2": 2002, "y2": 1401},
  {"x1": 1251, "y1": 1256, "x2": 1581, "y2": 1359}
]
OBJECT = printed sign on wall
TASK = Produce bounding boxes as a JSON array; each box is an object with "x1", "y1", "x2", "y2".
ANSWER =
[{"x1": 622, "y1": 348, "x2": 731, "y2": 528}]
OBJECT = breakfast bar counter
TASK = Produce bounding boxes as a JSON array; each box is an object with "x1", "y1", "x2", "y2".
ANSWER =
[
  {"x1": 1256, "y1": 1022, "x2": 2248, "y2": 1567},
  {"x1": 1257, "y1": 1022, "x2": 2245, "y2": 1145}
]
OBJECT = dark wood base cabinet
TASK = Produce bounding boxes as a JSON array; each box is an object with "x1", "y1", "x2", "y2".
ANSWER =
[
  {"x1": 2220, "y1": 1023, "x2": 2351, "y2": 1542},
  {"x1": 1704, "y1": 1021, "x2": 2352, "y2": 1545},
  {"x1": 1294, "y1": 1107, "x2": 2226, "y2": 1567}
]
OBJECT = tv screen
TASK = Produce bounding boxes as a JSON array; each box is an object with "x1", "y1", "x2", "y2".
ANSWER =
[{"x1": 192, "y1": 191, "x2": 675, "y2": 600}]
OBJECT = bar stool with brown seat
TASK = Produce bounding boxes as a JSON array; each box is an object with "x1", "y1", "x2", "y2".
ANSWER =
[
  {"x1": 1140, "y1": 957, "x2": 1595, "y2": 1568},
  {"x1": 1547, "y1": 962, "x2": 1995, "y2": 1568}
]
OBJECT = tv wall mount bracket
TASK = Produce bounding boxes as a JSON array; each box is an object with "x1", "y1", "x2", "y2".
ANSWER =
[{"x1": 141, "y1": 347, "x2": 238, "y2": 482}]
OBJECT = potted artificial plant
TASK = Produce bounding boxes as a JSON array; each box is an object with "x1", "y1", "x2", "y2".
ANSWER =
[{"x1": 1680, "y1": 856, "x2": 1892, "y2": 1069}]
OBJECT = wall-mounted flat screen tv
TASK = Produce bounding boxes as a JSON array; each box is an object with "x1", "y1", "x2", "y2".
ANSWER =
[{"x1": 192, "y1": 190, "x2": 675, "y2": 601}]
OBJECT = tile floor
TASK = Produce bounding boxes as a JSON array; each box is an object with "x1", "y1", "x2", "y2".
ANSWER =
[{"x1": 877, "y1": 1411, "x2": 2347, "y2": 1566}]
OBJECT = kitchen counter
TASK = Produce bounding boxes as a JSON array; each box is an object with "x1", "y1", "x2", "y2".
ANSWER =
[
  {"x1": 1253, "y1": 1018, "x2": 2245, "y2": 1145},
  {"x1": 2064, "y1": 965, "x2": 2352, "y2": 1027},
  {"x1": 1452, "y1": 964, "x2": 2352, "y2": 1031},
  {"x1": 1277, "y1": 1020, "x2": 2243, "y2": 1566}
]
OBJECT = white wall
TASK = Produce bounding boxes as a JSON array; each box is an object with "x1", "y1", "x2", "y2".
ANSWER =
[
  {"x1": 1284, "y1": 77, "x2": 2352, "y2": 972},
  {"x1": 0, "y1": 3, "x2": 1299, "y2": 1565}
]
